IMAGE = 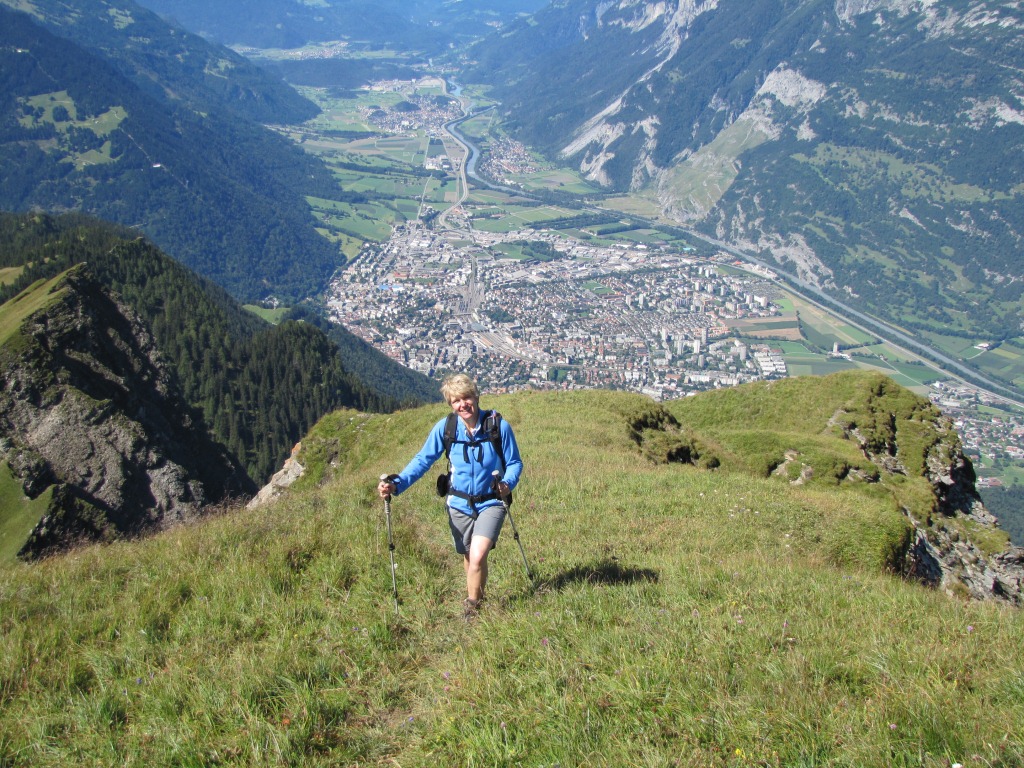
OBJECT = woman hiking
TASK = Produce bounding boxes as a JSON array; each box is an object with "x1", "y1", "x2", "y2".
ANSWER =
[{"x1": 378, "y1": 373, "x2": 523, "y2": 617}]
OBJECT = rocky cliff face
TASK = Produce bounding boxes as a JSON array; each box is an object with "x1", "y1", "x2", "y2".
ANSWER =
[
  {"x1": 832, "y1": 392, "x2": 1024, "y2": 606},
  {"x1": 906, "y1": 435, "x2": 1024, "y2": 605},
  {"x1": 0, "y1": 265, "x2": 249, "y2": 557}
]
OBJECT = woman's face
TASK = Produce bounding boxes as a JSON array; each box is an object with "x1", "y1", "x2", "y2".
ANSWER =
[{"x1": 449, "y1": 393, "x2": 479, "y2": 424}]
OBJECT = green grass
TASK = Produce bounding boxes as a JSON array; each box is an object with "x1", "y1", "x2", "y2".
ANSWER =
[
  {"x1": 0, "y1": 462, "x2": 51, "y2": 562},
  {"x1": 0, "y1": 273, "x2": 69, "y2": 347},
  {"x1": 243, "y1": 305, "x2": 290, "y2": 324},
  {"x1": 0, "y1": 266, "x2": 26, "y2": 287},
  {"x1": 1, "y1": 376, "x2": 1022, "y2": 766}
]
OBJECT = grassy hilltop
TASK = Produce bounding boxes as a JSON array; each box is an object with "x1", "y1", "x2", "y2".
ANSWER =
[{"x1": 1, "y1": 372, "x2": 1023, "y2": 766}]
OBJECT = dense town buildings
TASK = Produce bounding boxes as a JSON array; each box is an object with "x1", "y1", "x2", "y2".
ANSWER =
[
  {"x1": 327, "y1": 222, "x2": 1024, "y2": 477},
  {"x1": 328, "y1": 224, "x2": 786, "y2": 399}
]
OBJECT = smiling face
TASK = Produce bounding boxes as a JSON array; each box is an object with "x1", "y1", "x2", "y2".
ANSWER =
[
  {"x1": 449, "y1": 393, "x2": 480, "y2": 428},
  {"x1": 440, "y1": 374, "x2": 481, "y2": 428}
]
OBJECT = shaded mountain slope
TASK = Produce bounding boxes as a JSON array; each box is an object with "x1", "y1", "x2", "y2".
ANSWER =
[
  {"x1": 0, "y1": 213, "x2": 437, "y2": 485},
  {"x1": 0, "y1": 0, "x2": 316, "y2": 123},
  {"x1": 0, "y1": 265, "x2": 250, "y2": 558},
  {"x1": 0, "y1": 4, "x2": 344, "y2": 302},
  {"x1": 133, "y1": 0, "x2": 549, "y2": 50}
]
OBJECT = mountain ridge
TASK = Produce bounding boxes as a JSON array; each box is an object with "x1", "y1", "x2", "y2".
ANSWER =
[
  {"x1": 0, "y1": 212, "x2": 437, "y2": 491},
  {"x1": 2, "y1": 372, "x2": 1023, "y2": 764},
  {"x1": 0, "y1": 1, "x2": 345, "y2": 302},
  {"x1": 0, "y1": 264, "x2": 250, "y2": 558}
]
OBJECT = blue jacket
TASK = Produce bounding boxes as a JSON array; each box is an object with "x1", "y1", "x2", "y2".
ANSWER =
[{"x1": 392, "y1": 410, "x2": 523, "y2": 516}]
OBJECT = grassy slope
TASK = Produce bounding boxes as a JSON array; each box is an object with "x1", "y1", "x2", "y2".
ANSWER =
[
  {"x1": 0, "y1": 274, "x2": 67, "y2": 348},
  {"x1": 1, "y1": 377, "x2": 1022, "y2": 766},
  {"x1": 0, "y1": 463, "x2": 51, "y2": 562},
  {"x1": 0, "y1": 276, "x2": 70, "y2": 559}
]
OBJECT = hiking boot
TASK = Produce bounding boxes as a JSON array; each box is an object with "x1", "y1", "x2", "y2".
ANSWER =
[{"x1": 462, "y1": 598, "x2": 481, "y2": 619}]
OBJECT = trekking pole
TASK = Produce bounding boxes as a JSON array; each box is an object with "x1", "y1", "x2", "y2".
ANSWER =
[
  {"x1": 380, "y1": 473, "x2": 400, "y2": 615},
  {"x1": 492, "y1": 470, "x2": 534, "y2": 586}
]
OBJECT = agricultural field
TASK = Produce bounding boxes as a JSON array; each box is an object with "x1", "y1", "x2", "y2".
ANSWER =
[
  {"x1": 968, "y1": 339, "x2": 1024, "y2": 391},
  {"x1": 729, "y1": 317, "x2": 802, "y2": 340},
  {"x1": 791, "y1": 295, "x2": 877, "y2": 350},
  {"x1": 285, "y1": 84, "x2": 464, "y2": 256}
]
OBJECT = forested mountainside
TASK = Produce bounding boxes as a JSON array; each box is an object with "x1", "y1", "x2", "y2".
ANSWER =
[
  {"x1": 980, "y1": 485, "x2": 1024, "y2": 547},
  {"x1": 0, "y1": 265, "x2": 251, "y2": 558},
  {"x1": 0, "y1": 213, "x2": 437, "y2": 485},
  {"x1": 132, "y1": 0, "x2": 548, "y2": 50},
  {"x1": 0, "y1": 0, "x2": 315, "y2": 124},
  {"x1": 468, "y1": 0, "x2": 1024, "y2": 345},
  {"x1": 0, "y1": 3, "x2": 350, "y2": 303}
]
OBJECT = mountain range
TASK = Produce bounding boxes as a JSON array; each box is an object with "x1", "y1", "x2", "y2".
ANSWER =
[
  {"x1": 467, "y1": 0, "x2": 1024, "y2": 354},
  {"x1": 130, "y1": 0, "x2": 550, "y2": 50},
  {"x1": 0, "y1": 0, "x2": 345, "y2": 302}
]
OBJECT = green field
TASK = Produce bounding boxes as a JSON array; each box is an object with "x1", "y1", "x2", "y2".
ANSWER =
[
  {"x1": 791, "y1": 296, "x2": 877, "y2": 346},
  {"x1": 582, "y1": 280, "x2": 614, "y2": 296},
  {"x1": 243, "y1": 304, "x2": 289, "y2": 324},
  {"x1": 919, "y1": 329, "x2": 987, "y2": 359},
  {"x1": 969, "y1": 340, "x2": 1024, "y2": 390},
  {"x1": 509, "y1": 168, "x2": 597, "y2": 195},
  {"x1": 768, "y1": 339, "x2": 942, "y2": 394},
  {"x1": 859, "y1": 357, "x2": 943, "y2": 390},
  {"x1": 913, "y1": 332, "x2": 1024, "y2": 391}
]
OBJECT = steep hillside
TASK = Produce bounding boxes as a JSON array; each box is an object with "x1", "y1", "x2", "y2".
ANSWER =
[
  {"x1": 468, "y1": 0, "x2": 1024, "y2": 349},
  {"x1": 666, "y1": 372, "x2": 1024, "y2": 601},
  {"x1": 1, "y1": 374, "x2": 1022, "y2": 765},
  {"x1": 0, "y1": 265, "x2": 249, "y2": 558},
  {"x1": 0, "y1": 3, "x2": 347, "y2": 302},
  {"x1": 133, "y1": 0, "x2": 549, "y2": 50},
  {"x1": 0, "y1": 213, "x2": 438, "y2": 485},
  {"x1": 0, "y1": 0, "x2": 316, "y2": 123}
]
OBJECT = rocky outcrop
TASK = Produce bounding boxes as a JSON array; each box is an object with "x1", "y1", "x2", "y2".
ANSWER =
[
  {"x1": 0, "y1": 265, "x2": 250, "y2": 557},
  {"x1": 904, "y1": 438, "x2": 1024, "y2": 605},
  {"x1": 831, "y1": 386, "x2": 1024, "y2": 606},
  {"x1": 247, "y1": 442, "x2": 305, "y2": 509}
]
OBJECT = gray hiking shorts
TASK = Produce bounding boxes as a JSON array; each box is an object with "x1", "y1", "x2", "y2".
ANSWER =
[{"x1": 448, "y1": 504, "x2": 506, "y2": 555}]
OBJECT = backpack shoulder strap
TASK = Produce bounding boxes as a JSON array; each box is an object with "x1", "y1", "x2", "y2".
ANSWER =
[
  {"x1": 442, "y1": 412, "x2": 458, "y2": 460},
  {"x1": 444, "y1": 410, "x2": 507, "y2": 473},
  {"x1": 484, "y1": 410, "x2": 506, "y2": 474}
]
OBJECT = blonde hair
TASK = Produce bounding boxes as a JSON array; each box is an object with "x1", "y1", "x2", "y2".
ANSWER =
[{"x1": 440, "y1": 373, "x2": 479, "y2": 404}]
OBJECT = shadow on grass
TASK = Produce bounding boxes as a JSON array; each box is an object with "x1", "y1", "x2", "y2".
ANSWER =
[{"x1": 542, "y1": 557, "x2": 659, "y2": 591}]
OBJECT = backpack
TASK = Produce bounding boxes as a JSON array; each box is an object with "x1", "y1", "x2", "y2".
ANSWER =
[{"x1": 436, "y1": 410, "x2": 511, "y2": 508}]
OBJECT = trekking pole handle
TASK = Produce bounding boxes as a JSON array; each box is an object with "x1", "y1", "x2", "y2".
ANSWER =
[
  {"x1": 491, "y1": 470, "x2": 508, "y2": 498},
  {"x1": 379, "y1": 473, "x2": 397, "y2": 500}
]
